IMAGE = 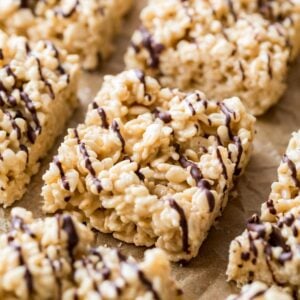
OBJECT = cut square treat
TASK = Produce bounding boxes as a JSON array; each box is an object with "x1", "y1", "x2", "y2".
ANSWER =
[
  {"x1": 42, "y1": 70, "x2": 255, "y2": 261},
  {"x1": 227, "y1": 130, "x2": 300, "y2": 289},
  {"x1": 0, "y1": 30, "x2": 79, "y2": 206},
  {"x1": 0, "y1": 207, "x2": 182, "y2": 300},
  {"x1": 0, "y1": 0, "x2": 132, "y2": 70},
  {"x1": 227, "y1": 282, "x2": 293, "y2": 300},
  {"x1": 125, "y1": 0, "x2": 300, "y2": 115}
]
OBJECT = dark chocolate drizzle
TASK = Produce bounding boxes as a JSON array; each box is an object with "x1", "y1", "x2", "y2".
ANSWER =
[
  {"x1": 283, "y1": 154, "x2": 300, "y2": 188},
  {"x1": 153, "y1": 108, "x2": 172, "y2": 123},
  {"x1": 169, "y1": 198, "x2": 190, "y2": 254},
  {"x1": 56, "y1": 0, "x2": 79, "y2": 18},
  {"x1": 220, "y1": 102, "x2": 234, "y2": 140},
  {"x1": 216, "y1": 148, "x2": 228, "y2": 180},
  {"x1": 54, "y1": 156, "x2": 70, "y2": 191},
  {"x1": 92, "y1": 102, "x2": 109, "y2": 129},
  {"x1": 74, "y1": 129, "x2": 102, "y2": 193},
  {"x1": 36, "y1": 58, "x2": 55, "y2": 99},
  {"x1": 62, "y1": 215, "x2": 79, "y2": 260},
  {"x1": 137, "y1": 27, "x2": 164, "y2": 69},
  {"x1": 138, "y1": 270, "x2": 160, "y2": 300},
  {"x1": 111, "y1": 120, "x2": 125, "y2": 152}
]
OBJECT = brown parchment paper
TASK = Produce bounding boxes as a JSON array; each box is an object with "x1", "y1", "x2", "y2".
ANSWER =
[{"x1": 2, "y1": 1, "x2": 300, "y2": 299}]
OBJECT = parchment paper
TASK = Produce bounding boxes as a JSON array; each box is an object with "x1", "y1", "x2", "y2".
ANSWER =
[{"x1": 2, "y1": 1, "x2": 300, "y2": 299}]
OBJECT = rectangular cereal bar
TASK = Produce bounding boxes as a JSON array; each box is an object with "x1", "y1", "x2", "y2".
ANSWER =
[
  {"x1": 0, "y1": 30, "x2": 79, "y2": 206},
  {"x1": 125, "y1": 0, "x2": 300, "y2": 115},
  {"x1": 0, "y1": 207, "x2": 182, "y2": 300},
  {"x1": 227, "y1": 131, "x2": 300, "y2": 290},
  {"x1": 0, "y1": 0, "x2": 132, "y2": 70},
  {"x1": 42, "y1": 70, "x2": 255, "y2": 261}
]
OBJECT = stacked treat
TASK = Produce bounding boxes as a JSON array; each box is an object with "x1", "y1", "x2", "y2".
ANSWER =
[{"x1": 0, "y1": 0, "x2": 299, "y2": 299}]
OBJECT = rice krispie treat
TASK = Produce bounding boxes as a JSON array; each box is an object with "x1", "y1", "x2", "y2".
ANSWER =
[
  {"x1": 227, "y1": 131, "x2": 300, "y2": 288},
  {"x1": 227, "y1": 207, "x2": 300, "y2": 288},
  {"x1": 0, "y1": 207, "x2": 183, "y2": 300},
  {"x1": 125, "y1": 0, "x2": 300, "y2": 115},
  {"x1": 0, "y1": 0, "x2": 132, "y2": 70},
  {"x1": 42, "y1": 70, "x2": 255, "y2": 261},
  {"x1": 0, "y1": 30, "x2": 79, "y2": 206},
  {"x1": 227, "y1": 282, "x2": 293, "y2": 300},
  {"x1": 261, "y1": 131, "x2": 300, "y2": 222}
]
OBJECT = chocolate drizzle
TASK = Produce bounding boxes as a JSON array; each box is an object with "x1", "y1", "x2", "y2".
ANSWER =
[
  {"x1": 178, "y1": 153, "x2": 215, "y2": 212},
  {"x1": 111, "y1": 120, "x2": 125, "y2": 152},
  {"x1": 15, "y1": 245, "x2": 34, "y2": 294},
  {"x1": 220, "y1": 102, "x2": 234, "y2": 140},
  {"x1": 137, "y1": 27, "x2": 164, "y2": 69},
  {"x1": 56, "y1": 0, "x2": 79, "y2": 18},
  {"x1": 54, "y1": 156, "x2": 70, "y2": 191},
  {"x1": 216, "y1": 148, "x2": 228, "y2": 180},
  {"x1": 36, "y1": 58, "x2": 55, "y2": 99},
  {"x1": 74, "y1": 129, "x2": 102, "y2": 193},
  {"x1": 283, "y1": 154, "x2": 300, "y2": 188},
  {"x1": 62, "y1": 215, "x2": 79, "y2": 260},
  {"x1": 233, "y1": 136, "x2": 243, "y2": 176},
  {"x1": 92, "y1": 102, "x2": 109, "y2": 129},
  {"x1": 153, "y1": 108, "x2": 172, "y2": 123},
  {"x1": 227, "y1": 0, "x2": 237, "y2": 21},
  {"x1": 138, "y1": 270, "x2": 160, "y2": 300},
  {"x1": 134, "y1": 69, "x2": 152, "y2": 100},
  {"x1": 169, "y1": 199, "x2": 190, "y2": 254}
]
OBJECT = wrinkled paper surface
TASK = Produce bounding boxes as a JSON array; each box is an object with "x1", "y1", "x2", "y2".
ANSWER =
[{"x1": 2, "y1": 1, "x2": 300, "y2": 299}]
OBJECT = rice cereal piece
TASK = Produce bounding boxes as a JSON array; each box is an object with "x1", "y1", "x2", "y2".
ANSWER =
[
  {"x1": 42, "y1": 70, "x2": 255, "y2": 261},
  {"x1": 125, "y1": 0, "x2": 300, "y2": 116},
  {"x1": 227, "y1": 281, "x2": 293, "y2": 300},
  {"x1": 0, "y1": 0, "x2": 132, "y2": 70},
  {"x1": 0, "y1": 30, "x2": 79, "y2": 206},
  {"x1": 0, "y1": 207, "x2": 182, "y2": 300}
]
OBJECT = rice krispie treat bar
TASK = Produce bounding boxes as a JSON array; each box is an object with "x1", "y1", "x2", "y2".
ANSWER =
[
  {"x1": 0, "y1": 0, "x2": 132, "y2": 70},
  {"x1": 125, "y1": 0, "x2": 300, "y2": 115},
  {"x1": 227, "y1": 282, "x2": 293, "y2": 300},
  {"x1": 42, "y1": 70, "x2": 255, "y2": 261},
  {"x1": 0, "y1": 207, "x2": 182, "y2": 300},
  {"x1": 261, "y1": 131, "x2": 300, "y2": 222},
  {"x1": 0, "y1": 30, "x2": 79, "y2": 206},
  {"x1": 227, "y1": 131, "x2": 300, "y2": 289}
]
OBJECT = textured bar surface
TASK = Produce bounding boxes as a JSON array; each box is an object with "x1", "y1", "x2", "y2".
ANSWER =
[
  {"x1": 227, "y1": 282, "x2": 293, "y2": 300},
  {"x1": 42, "y1": 70, "x2": 255, "y2": 261},
  {"x1": 0, "y1": 0, "x2": 132, "y2": 70},
  {"x1": 0, "y1": 30, "x2": 79, "y2": 206},
  {"x1": 125, "y1": 0, "x2": 300, "y2": 115},
  {"x1": 0, "y1": 207, "x2": 182, "y2": 300},
  {"x1": 227, "y1": 131, "x2": 300, "y2": 292}
]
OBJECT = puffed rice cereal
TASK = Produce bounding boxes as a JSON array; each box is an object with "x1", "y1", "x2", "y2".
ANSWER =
[
  {"x1": 125, "y1": 0, "x2": 300, "y2": 115},
  {"x1": 42, "y1": 70, "x2": 255, "y2": 262},
  {"x1": 0, "y1": 29, "x2": 79, "y2": 206},
  {"x1": 227, "y1": 131, "x2": 300, "y2": 292},
  {"x1": 0, "y1": 207, "x2": 182, "y2": 300},
  {"x1": 0, "y1": 0, "x2": 132, "y2": 70}
]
